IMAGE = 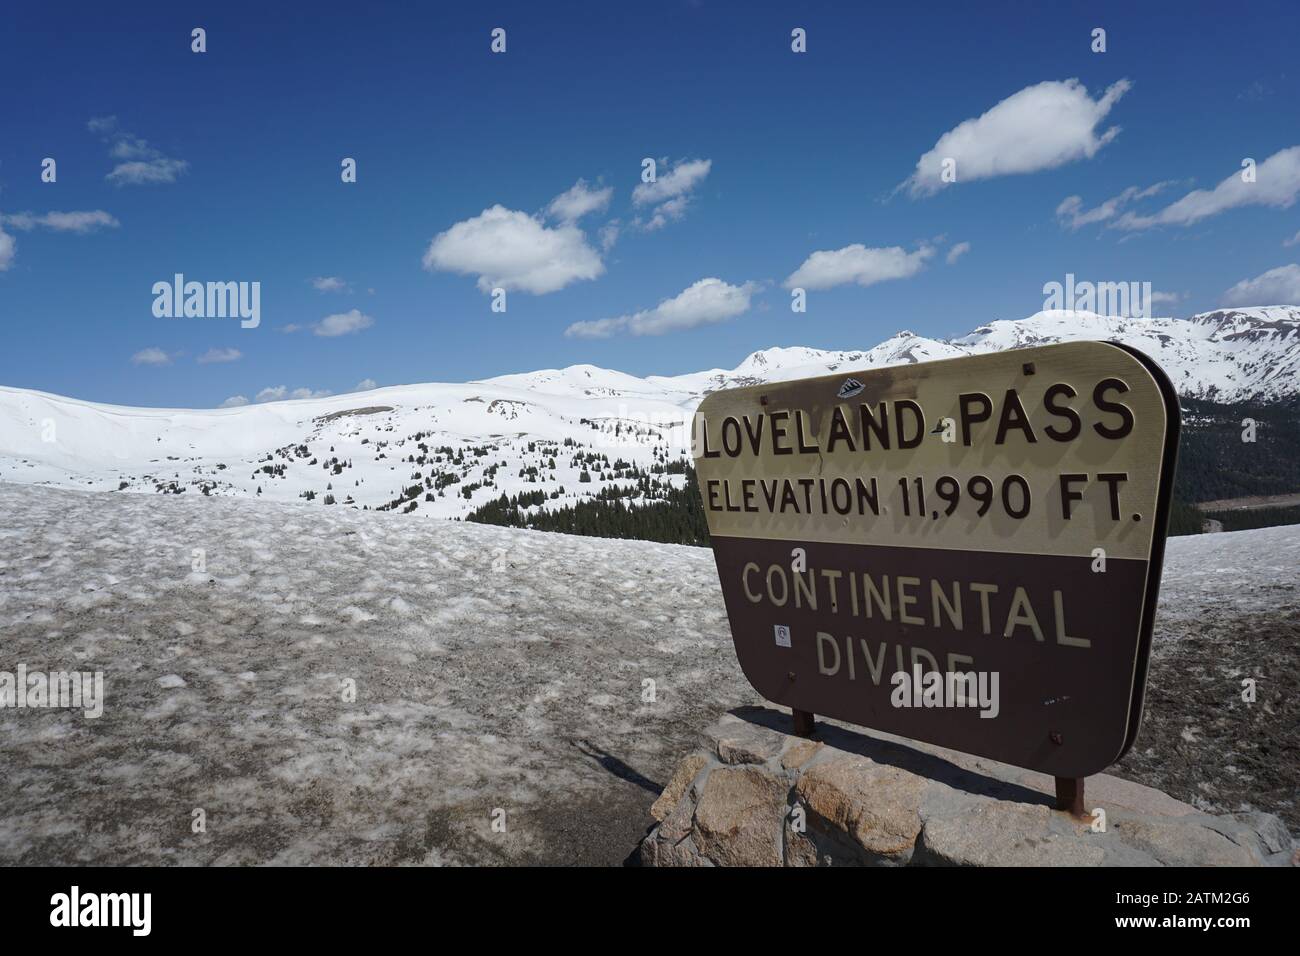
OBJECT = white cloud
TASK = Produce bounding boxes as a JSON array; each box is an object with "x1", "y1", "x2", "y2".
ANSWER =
[
  {"x1": 1221, "y1": 264, "x2": 1300, "y2": 306},
  {"x1": 631, "y1": 159, "x2": 712, "y2": 231},
  {"x1": 785, "y1": 243, "x2": 934, "y2": 290},
  {"x1": 633, "y1": 159, "x2": 712, "y2": 206},
  {"x1": 2, "y1": 210, "x2": 120, "y2": 233},
  {"x1": 89, "y1": 116, "x2": 188, "y2": 186},
  {"x1": 197, "y1": 347, "x2": 243, "y2": 364},
  {"x1": 642, "y1": 195, "x2": 691, "y2": 232},
  {"x1": 220, "y1": 395, "x2": 250, "y2": 408},
  {"x1": 311, "y1": 276, "x2": 349, "y2": 293},
  {"x1": 565, "y1": 277, "x2": 757, "y2": 339},
  {"x1": 946, "y1": 241, "x2": 971, "y2": 264},
  {"x1": 131, "y1": 347, "x2": 173, "y2": 366},
  {"x1": 546, "y1": 180, "x2": 612, "y2": 223},
  {"x1": 599, "y1": 220, "x2": 620, "y2": 251},
  {"x1": 1150, "y1": 290, "x2": 1183, "y2": 309},
  {"x1": 423, "y1": 204, "x2": 604, "y2": 294},
  {"x1": 0, "y1": 225, "x2": 14, "y2": 271},
  {"x1": 1055, "y1": 182, "x2": 1172, "y2": 230},
  {"x1": 253, "y1": 386, "x2": 332, "y2": 403},
  {"x1": 1285, "y1": 230, "x2": 1300, "y2": 247},
  {"x1": 107, "y1": 158, "x2": 188, "y2": 186},
  {"x1": 1114, "y1": 146, "x2": 1300, "y2": 230},
  {"x1": 355, "y1": 378, "x2": 377, "y2": 391},
  {"x1": 902, "y1": 79, "x2": 1131, "y2": 198},
  {"x1": 0, "y1": 210, "x2": 119, "y2": 269},
  {"x1": 314, "y1": 309, "x2": 374, "y2": 337}
]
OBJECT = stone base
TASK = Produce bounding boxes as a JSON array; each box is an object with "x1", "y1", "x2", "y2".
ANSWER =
[{"x1": 637, "y1": 708, "x2": 1295, "y2": 867}]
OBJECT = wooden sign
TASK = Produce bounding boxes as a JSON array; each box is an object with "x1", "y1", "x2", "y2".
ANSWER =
[{"x1": 692, "y1": 342, "x2": 1180, "y2": 778}]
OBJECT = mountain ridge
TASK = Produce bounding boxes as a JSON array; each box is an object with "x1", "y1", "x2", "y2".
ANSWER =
[{"x1": 1, "y1": 306, "x2": 1297, "y2": 517}]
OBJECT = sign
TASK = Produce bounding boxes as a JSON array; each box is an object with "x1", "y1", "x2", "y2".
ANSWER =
[{"x1": 692, "y1": 342, "x2": 1180, "y2": 778}]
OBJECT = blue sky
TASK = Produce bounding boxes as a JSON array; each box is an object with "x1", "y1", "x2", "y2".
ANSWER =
[{"x1": 1, "y1": 0, "x2": 1297, "y2": 407}]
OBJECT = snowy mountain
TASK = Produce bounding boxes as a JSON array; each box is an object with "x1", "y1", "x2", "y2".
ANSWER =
[
  {"x1": 1, "y1": 306, "x2": 1297, "y2": 516},
  {"x1": 676, "y1": 306, "x2": 1300, "y2": 401}
]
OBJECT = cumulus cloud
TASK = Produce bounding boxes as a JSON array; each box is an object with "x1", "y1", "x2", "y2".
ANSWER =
[
  {"x1": 285, "y1": 310, "x2": 375, "y2": 337},
  {"x1": 785, "y1": 243, "x2": 934, "y2": 290},
  {"x1": 89, "y1": 116, "x2": 188, "y2": 186},
  {"x1": 0, "y1": 210, "x2": 118, "y2": 268},
  {"x1": 546, "y1": 180, "x2": 613, "y2": 223},
  {"x1": 354, "y1": 378, "x2": 377, "y2": 391},
  {"x1": 631, "y1": 158, "x2": 712, "y2": 231},
  {"x1": 219, "y1": 395, "x2": 250, "y2": 408},
  {"x1": 311, "y1": 276, "x2": 349, "y2": 293},
  {"x1": 1114, "y1": 147, "x2": 1300, "y2": 230},
  {"x1": 130, "y1": 347, "x2": 173, "y2": 366},
  {"x1": 1285, "y1": 230, "x2": 1300, "y2": 247},
  {"x1": 107, "y1": 158, "x2": 187, "y2": 186},
  {"x1": 1149, "y1": 291, "x2": 1184, "y2": 310},
  {"x1": 314, "y1": 309, "x2": 374, "y2": 337},
  {"x1": 901, "y1": 79, "x2": 1131, "y2": 198},
  {"x1": 641, "y1": 195, "x2": 691, "y2": 232},
  {"x1": 197, "y1": 347, "x2": 243, "y2": 364},
  {"x1": 2, "y1": 210, "x2": 120, "y2": 233},
  {"x1": 946, "y1": 241, "x2": 971, "y2": 264},
  {"x1": 423, "y1": 204, "x2": 604, "y2": 294},
  {"x1": 1221, "y1": 264, "x2": 1300, "y2": 306},
  {"x1": 1055, "y1": 182, "x2": 1173, "y2": 230},
  {"x1": 565, "y1": 277, "x2": 757, "y2": 339},
  {"x1": 633, "y1": 159, "x2": 712, "y2": 206},
  {"x1": 254, "y1": 386, "x2": 333, "y2": 403}
]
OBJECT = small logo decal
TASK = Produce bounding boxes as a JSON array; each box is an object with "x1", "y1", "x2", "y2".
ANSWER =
[
  {"x1": 774, "y1": 625, "x2": 791, "y2": 648},
  {"x1": 837, "y1": 378, "x2": 864, "y2": 399}
]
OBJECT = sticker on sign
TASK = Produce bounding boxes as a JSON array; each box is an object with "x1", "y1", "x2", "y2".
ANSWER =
[{"x1": 691, "y1": 341, "x2": 1179, "y2": 778}]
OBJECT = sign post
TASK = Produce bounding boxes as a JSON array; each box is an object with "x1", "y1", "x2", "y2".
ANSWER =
[{"x1": 692, "y1": 341, "x2": 1179, "y2": 789}]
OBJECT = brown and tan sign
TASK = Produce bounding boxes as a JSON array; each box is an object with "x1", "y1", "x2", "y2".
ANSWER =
[{"x1": 692, "y1": 341, "x2": 1180, "y2": 778}]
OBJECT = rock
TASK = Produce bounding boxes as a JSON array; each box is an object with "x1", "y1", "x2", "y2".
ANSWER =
[
  {"x1": 691, "y1": 766, "x2": 788, "y2": 867},
  {"x1": 915, "y1": 793, "x2": 1106, "y2": 867},
  {"x1": 656, "y1": 780, "x2": 699, "y2": 843},
  {"x1": 650, "y1": 753, "x2": 706, "y2": 822},
  {"x1": 1111, "y1": 817, "x2": 1263, "y2": 867},
  {"x1": 637, "y1": 710, "x2": 1297, "y2": 867},
  {"x1": 708, "y1": 719, "x2": 785, "y2": 766},
  {"x1": 790, "y1": 757, "x2": 925, "y2": 865},
  {"x1": 781, "y1": 738, "x2": 823, "y2": 770},
  {"x1": 1234, "y1": 810, "x2": 1292, "y2": 856}
]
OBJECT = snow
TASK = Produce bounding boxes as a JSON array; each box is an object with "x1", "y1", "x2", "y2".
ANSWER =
[
  {"x1": 1, "y1": 306, "x2": 1297, "y2": 514},
  {"x1": 0, "y1": 484, "x2": 1295, "y2": 863},
  {"x1": 0, "y1": 483, "x2": 755, "y2": 864}
]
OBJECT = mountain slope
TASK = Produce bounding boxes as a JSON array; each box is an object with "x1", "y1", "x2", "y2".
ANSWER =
[{"x1": 1, "y1": 306, "x2": 1297, "y2": 516}]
